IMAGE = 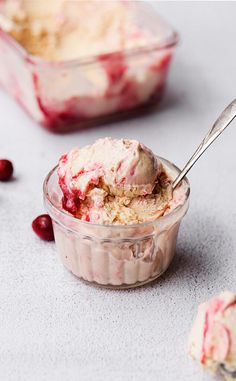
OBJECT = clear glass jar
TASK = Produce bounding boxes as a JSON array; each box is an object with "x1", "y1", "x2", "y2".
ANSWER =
[{"x1": 43, "y1": 158, "x2": 190, "y2": 289}]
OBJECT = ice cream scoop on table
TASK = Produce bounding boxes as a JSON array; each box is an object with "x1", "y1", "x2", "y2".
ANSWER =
[{"x1": 189, "y1": 291, "x2": 236, "y2": 381}]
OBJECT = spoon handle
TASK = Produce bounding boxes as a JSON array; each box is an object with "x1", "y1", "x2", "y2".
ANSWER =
[{"x1": 172, "y1": 99, "x2": 236, "y2": 189}]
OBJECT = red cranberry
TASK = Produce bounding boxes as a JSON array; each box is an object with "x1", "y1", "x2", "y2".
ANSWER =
[
  {"x1": 32, "y1": 214, "x2": 55, "y2": 241},
  {"x1": 0, "y1": 159, "x2": 13, "y2": 181}
]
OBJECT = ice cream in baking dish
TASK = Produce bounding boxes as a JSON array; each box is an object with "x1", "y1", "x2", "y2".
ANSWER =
[
  {"x1": 0, "y1": 0, "x2": 157, "y2": 61},
  {"x1": 188, "y1": 291, "x2": 236, "y2": 380},
  {"x1": 0, "y1": 0, "x2": 177, "y2": 131},
  {"x1": 44, "y1": 137, "x2": 189, "y2": 287}
]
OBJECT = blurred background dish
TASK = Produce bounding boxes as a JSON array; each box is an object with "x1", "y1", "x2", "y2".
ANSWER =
[{"x1": 0, "y1": 0, "x2": 178, "y2": 132}]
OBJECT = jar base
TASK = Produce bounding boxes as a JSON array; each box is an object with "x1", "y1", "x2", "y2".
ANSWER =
[{"x1": 67, "y1": 267, "x2": 168, "y2": 290}]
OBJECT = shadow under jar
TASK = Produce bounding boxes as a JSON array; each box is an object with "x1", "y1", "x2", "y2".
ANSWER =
[{"x1": 44, "y1": 158, "x2": 190, "y2": 289}]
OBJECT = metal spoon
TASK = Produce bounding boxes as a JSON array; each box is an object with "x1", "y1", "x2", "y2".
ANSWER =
[{"x1": 172, "y1": 99, "x2": 236, "y2": 189}]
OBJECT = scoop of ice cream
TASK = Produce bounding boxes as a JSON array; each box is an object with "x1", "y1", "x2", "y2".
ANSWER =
[
  {"x1": 58, "y1": 137, "x2": 174, "y2": 224},
  {"x1": 58, "y1": 137, "x2": 160, "y2": 199},
  {"x1": 188, "y1": 291, "x2": 236, "y2": 379}
]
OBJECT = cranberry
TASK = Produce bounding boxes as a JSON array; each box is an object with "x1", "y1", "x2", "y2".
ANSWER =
[
  {"x1": 0, "y1": 159, "x2": 14, "y2": 181},
  {"x1": 32, "y1": 214, "x2": 55, "y2": 241}
]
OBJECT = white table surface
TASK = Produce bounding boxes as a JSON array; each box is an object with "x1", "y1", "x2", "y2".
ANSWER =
[{"x1": 1, "y1": 2, "x2": 236, "y2": 381}]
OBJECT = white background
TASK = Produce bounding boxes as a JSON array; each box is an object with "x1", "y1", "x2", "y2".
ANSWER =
[{"x1": 1, "y1": 2, "x2": 236, "y2": 380}]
